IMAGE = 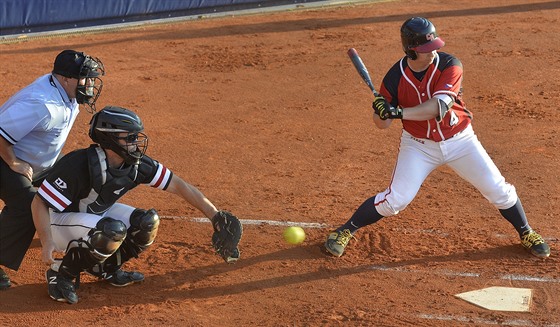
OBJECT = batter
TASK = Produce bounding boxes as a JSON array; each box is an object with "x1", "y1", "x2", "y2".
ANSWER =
[{"x1": 325, "y1": 17, "x2": 550, "y2": 259}]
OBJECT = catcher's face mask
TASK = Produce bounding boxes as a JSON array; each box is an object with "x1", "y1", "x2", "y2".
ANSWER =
[
  {"x1": 114, "y1": 132, "x2": 149, "y2": 165},
  {"x1": 89, "y1": 106, "x2": 147, "y2": 165}
]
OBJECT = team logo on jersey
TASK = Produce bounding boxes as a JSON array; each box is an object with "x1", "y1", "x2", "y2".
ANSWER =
[{"x1": 54, "y1": 177, "x2": 67, "y2": 189}]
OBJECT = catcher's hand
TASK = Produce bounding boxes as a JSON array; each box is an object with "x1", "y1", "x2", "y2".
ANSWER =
[{"x1": 211, "y1": 210, "x2": 242, "y2": 263}]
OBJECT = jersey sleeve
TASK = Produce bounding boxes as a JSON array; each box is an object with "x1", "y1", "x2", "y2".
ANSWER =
[
  {"x1": 0, "y1": 99, "x2": 49, "y2": 145},
  {"x1": 137, "y1": 155, "x2": 173, "y2": 190},
  {"x1": 433, "y1": 54, "x2": 463, "y2": 99},
  {"x1": 36, "y1": 150, "x2": 89, "y2": 212},
  {"x1": 379, "y1": 60, "x2": 403, "y2": 108}
]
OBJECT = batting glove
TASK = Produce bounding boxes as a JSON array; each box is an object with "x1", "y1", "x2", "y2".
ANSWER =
[{"x1": 372, "y1": 96, "x2": 403, "y2": 120}]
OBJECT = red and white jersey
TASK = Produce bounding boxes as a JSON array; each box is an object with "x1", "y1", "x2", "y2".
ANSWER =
[{"x1": 379, "y1": 52, "x2": 472, "y2": 142}]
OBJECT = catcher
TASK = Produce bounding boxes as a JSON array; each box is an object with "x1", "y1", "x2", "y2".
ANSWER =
[{"x1": 31, "y1": 106, "x2": 242, "y2": 304}]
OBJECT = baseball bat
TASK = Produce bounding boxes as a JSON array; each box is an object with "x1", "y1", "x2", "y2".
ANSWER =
[{"x1": 347, "y1": 48, "x2": 380, "y2": 97}]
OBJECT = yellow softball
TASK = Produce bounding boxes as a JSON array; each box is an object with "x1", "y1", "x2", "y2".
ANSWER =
[{"x1": 283, "y1": 226, "x2": 306, "y2": 245}]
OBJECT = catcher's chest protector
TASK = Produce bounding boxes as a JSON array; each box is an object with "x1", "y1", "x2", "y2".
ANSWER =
[{"x1": 83, "y1": 145, "x2": 141, "y2": 214}]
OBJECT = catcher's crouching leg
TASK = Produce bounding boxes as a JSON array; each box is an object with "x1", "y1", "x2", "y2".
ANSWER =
[
  {"x1": 211, "y1": 210, "x2": 243, "y2": 263},
  {"x1": 67, "y1": 217, "x2": 128, "y2": 277},
  {"x1": 87, "y1": 209, "x2": 159, "y2": 280},
  {"x1": 54, "y1": 217, "x2": 127, "y2": 303}
]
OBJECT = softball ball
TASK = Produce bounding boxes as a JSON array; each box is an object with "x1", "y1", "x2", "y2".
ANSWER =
[{"x1": 283, "y1": 226, "x2": 306, "y2": 245}]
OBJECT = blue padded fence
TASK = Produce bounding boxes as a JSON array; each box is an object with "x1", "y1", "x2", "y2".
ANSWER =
[{"x1": 0, "y1": 0, "x2": 324, "y2": 37}]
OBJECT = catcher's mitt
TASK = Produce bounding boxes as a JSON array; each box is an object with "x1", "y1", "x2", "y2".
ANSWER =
[{"x1": 211, "y1": 210, "x2": 242, "y2": 263}]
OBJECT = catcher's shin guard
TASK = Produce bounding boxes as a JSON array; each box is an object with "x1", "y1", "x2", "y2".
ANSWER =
[
  {"x1": 112, "y1": 208, "x2": 160, "y2": 261},
  {"x1": 88, "y1": 209, "x2": 160, "y2": 279},
  {"x1": 87, "y1": 217, "x2": 127, "y2": 261},
  {"x1": 58, "y1": 217, "x2": 127, "y2": 281},
  {"x1": 129, "y1": 208, "x2": 160, "y2": 249}
]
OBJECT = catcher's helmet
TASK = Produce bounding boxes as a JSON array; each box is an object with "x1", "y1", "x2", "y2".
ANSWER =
[
  {"x1": 52, "y1": 50, "x2": 105, "y2": 112},
  {"x1": 89, "y1": 106, "x2": 148, "y2": 165},
  {"x1": 400, "y1": 17, "x2": 445, "y2": 60}
]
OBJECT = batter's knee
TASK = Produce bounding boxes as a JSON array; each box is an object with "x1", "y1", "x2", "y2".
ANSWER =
[
  {"x1": 486, "y1": 183, "x2": 518, "y2": 210},
  {"x1": 129, "y1": 208, "x2": 160, "y2": 249},
  {"x1": 87, "y1": 217, "x2": 127, "y2": 261},
  {"x1": 374, "y1": 193, "x2": 412, "y2": 217}
]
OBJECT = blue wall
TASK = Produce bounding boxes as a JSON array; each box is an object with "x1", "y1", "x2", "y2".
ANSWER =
[{"x1": 0, "y1": 0, "x2": 322, "y2": 36}]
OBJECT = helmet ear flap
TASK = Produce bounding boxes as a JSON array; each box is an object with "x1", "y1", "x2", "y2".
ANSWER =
[
  {"x1": 88, "y1": 113, "x2": 99, "y2": 141},
  {"x1": 405, "y1": 49, "x2": 417, "y2": 60}
]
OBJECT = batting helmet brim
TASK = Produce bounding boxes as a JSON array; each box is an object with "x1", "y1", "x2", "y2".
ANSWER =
[{"x1": 414, "y1": 37, "x2": 445, "y2": 53}]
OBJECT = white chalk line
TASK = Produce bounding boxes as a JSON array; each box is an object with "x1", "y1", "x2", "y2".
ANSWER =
[
  {"x1": 369, "y1": 265, "x2": 560, "y2": 283},
  {"x1": 160, "y1": 215, "x2": 330, "y2": 229},
  {"x1": 161, "y1": 215, "x2": 558, "y2": 241},
  {"x1": 416, "y1": 313, "x2": 560, "y2": 327}
]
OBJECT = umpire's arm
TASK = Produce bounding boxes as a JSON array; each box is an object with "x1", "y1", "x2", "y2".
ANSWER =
[
  {"x1": 0, "y1": 135, "x2": 33, "y2": 180},
  {"x1": 31, "y1": 195, "x2": 56, "y2": 265},
  {"x1": 165, "y1": 175, "x2": 219, "y2": 219}
]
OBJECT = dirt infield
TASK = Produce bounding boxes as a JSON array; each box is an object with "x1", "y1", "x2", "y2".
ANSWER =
[{"x1": 1, "y1": 0, "x2": 559, "y2": 325}]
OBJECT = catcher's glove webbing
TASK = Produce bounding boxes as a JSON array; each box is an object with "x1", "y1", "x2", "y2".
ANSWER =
[{"x1": 211, "y1": 211, "x2": 242, "y2": 263}]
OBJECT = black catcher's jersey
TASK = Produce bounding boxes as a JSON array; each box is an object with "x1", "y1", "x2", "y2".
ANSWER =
[{"x1": 37, "y1": 144, "x2": 173, "y2": 214}]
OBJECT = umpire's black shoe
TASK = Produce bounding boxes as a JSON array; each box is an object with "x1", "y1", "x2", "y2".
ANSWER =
[
  {"x1": 0, "y1": 267, "x2": 11, "y2": 290},
  {"x1": 46, "y1": 269, "x2": 78, "y2": 304},
  {"x1": 107, "y1": 269, "x2": 144, "y2": 287}
]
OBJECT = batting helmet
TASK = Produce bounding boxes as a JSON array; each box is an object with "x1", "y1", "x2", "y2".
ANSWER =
[
  {"x1": 52, "y1": 49, "x2": 105, "y2": 112},
  {"x1": 89, "y1": 106, "x2": 148, "y2": 165},
  {"x1": 400, "y1": 17, "x2": 445, "y2": 60}
]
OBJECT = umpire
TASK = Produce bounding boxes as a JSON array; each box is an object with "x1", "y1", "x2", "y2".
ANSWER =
[{"x1": 0, "y1": 49, "x2": 105, "y2": 289}]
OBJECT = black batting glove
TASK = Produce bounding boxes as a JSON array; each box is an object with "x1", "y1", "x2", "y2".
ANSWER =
[{"x1": 372, "y1": 96, "x2": 403, "y2": 120}]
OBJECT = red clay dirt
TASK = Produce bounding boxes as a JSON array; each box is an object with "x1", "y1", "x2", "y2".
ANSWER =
[{"x1": 1, "y1": 0, "x2": 559, "y2": 326}]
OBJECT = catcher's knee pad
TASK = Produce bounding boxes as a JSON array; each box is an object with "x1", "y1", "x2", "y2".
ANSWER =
[
  {"x1": 87, "y1": 217, "x2": 127, "y2": 262},
  {"x1": 129, "y1": 208, "x2": 160, "y2": 249}
]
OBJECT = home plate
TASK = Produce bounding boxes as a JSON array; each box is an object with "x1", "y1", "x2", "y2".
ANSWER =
[{"x1": 455, "y1": 287, "x2": 532, "y2": 312}]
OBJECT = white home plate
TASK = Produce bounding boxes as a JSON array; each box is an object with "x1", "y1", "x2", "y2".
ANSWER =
[{"x1": 455, "y1": 287, "x2": 532, "y2": 312}]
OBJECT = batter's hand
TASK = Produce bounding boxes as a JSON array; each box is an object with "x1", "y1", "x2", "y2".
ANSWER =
[{"x1": 372, "y1": 96, "x2": 403, "y2": 120}]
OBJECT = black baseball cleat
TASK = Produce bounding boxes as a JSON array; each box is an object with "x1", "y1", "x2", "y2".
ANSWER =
[
  {"x1": 107, "y1": 269, "x2": 144, "y2": 287},
  {"x1": 224, "y1": 248, "x2": 240, "y2": 264},
  {"x1": 325, "y1": 229, "x2": 355, "y2": 257},
  {"x1": 521, "y1": 230, "x2": 550, "y2": 258},
  {"x1": 0, "y1": 267, "x2": 11, "y2": 290},
  {"x1": 46, "y1": 269, "x2": 78, "y2": 304}
]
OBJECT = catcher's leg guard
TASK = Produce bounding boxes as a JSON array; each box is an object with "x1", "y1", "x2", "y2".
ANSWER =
[
  {"x1": 59, "y1": 230, "x2": 123, "y2": 286},
  {"x1": 87, "y1": 217, "x2": 128, "y2": 262},
  {"x1": 128, "y1": 208, "x2": 160, "y2": 250},
  {"x1": 87, "y1": 209, "x2": 160, "y2": 279},
  {"x1": 88, "y1": 209, "x2": 160, "y2": 279},
  {"x1": 60, "y1": 217, "x2": 127, "y2": 279},
  {"x1": 82, "y1": 218, "x2": 127, "y2": 280}
]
